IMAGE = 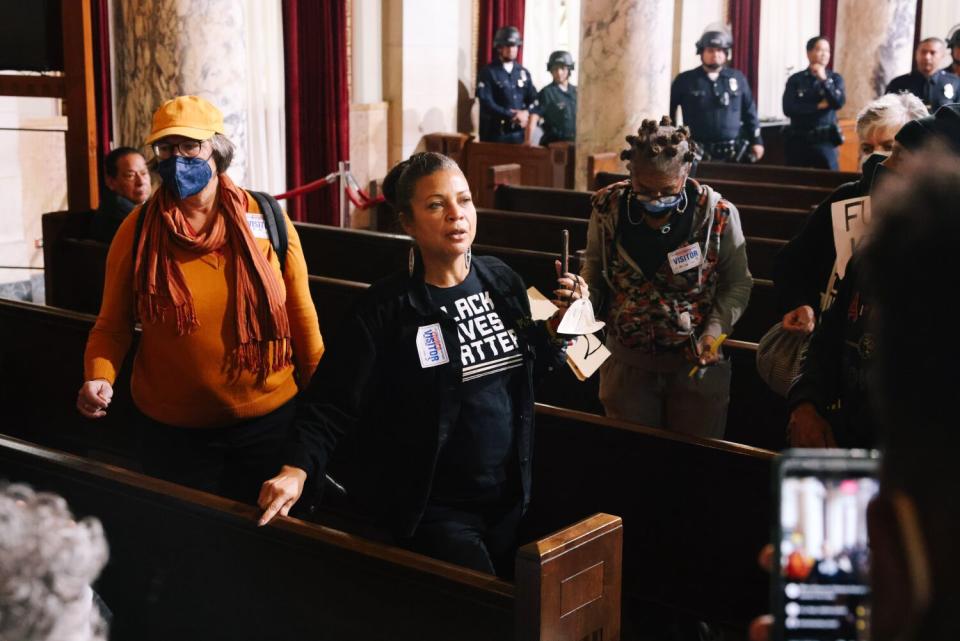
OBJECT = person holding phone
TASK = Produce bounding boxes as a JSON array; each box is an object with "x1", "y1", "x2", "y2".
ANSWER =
[
  {"x1": 581, "y1": 116, "x2": 753, "y2": 438},
  {"x1": 258, "y1": 152, "x2": 587, "y2": 577}
]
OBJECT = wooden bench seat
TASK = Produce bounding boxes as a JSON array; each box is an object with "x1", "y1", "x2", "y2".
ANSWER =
[
  {"x1": 1, "y1": 299, "x2": 774, "y2": 630},
  {"x1": 0, "y1": 433, "x2": 621, "y2": 641}
]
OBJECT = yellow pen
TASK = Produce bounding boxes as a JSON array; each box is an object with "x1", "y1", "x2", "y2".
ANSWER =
[{"x1": 688, "y1": 333, "x2": 727, "y2": 378}]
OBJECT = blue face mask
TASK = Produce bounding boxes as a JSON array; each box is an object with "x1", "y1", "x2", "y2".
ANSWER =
[
  {"x1": 157, "y1": 156, "x2": 213, "y2": 199},
  {"x1": 635, "y1": 192, "x2": 684, "y2": 216}
]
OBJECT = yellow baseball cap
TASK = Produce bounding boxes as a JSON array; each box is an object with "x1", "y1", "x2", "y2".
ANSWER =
[{"x1": 144, "y1": 95, "x2": 225, "y2": 144}]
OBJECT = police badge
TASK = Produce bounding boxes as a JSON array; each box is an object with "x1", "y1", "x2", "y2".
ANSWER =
[
  {"x1": 945, "y1": 83, "x2": 955, "y2": 100},
  {"x1": 728, "y1": 76, "x2": 738, "y2": 93}
]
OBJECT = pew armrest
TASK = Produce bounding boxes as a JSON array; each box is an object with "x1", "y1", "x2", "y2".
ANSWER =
[
  {"x1": 515, "y1": 513, "x2": 623, "y2": 641},
  {"x1": 587, "y1": 153, "x2": 620, "y2": 191},
  {"x1": 483, "y1": 163, "x2": 522, "y2": 209}
]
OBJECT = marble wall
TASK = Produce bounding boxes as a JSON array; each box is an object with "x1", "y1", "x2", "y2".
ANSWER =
[
  {"x1": 835, "y1": 0, "x2": 916, "y2": 120},
  {"x1": 383, "y1": 0, "x2": 461, "y2": 166},
  {"x1": 112, "y1": 0, "x2": 249, "y2": 184},
  {"x1": 348, "y1": 101, "x2": 389, "y2": 228},
  {"x1": 576, "y1": 0, "x2": 675, "y2": 189}
]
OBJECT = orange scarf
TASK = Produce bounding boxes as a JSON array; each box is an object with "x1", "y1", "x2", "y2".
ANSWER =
[{"x1": 133, "y1": 173, "x2": 292, "y2": 376}]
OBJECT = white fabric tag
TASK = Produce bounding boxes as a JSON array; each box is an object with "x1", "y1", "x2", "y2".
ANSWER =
[
  {"x1": 246, "y1": 213, "x2": 269, "y2": 239},
  {"x1": 526, "y1": 286, "x2": 559, "y2": 321},
  {"x1": 830, "y1": 196, "x2": 871, "y2": 278},
  {"x1": 556, "y1": 298, "x2": 605, "y2": 336},
  {"x1": 415, "y1": 323, "x2": 449, "y2": 369},
  {"x1": 667, "y1": 243, "x2": 703, "y2": 274},
  {"x1": 566, "y1": 333, "x2": 611, "y2": 381}
]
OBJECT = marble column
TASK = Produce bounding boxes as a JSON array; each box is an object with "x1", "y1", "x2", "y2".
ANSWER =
[
  {"x1": 576, "y1": 0, "x2": 675, "y2": 190},
  {"x1": 112, "y1": 0, "x2": 249, "y2": 183},
  {"x1": 835, "y1": 0, "x2": 916, "y2": 120}
]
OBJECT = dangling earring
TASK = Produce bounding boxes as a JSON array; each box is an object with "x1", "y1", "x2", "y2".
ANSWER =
[
  {"x1": 408, "y1": 246, "x2": 416, "y2": 276},
  {"x1": 465, "y1": 246, "x2": 472, "y2": 271}
]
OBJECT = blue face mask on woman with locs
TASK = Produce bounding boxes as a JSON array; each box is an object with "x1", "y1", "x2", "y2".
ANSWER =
[
  {"x1": 634, "y1": 189, "x2": 686, "y2": 216},
  {"x1": 157, "y1": 156, "x2": 213, "y2": 200}
]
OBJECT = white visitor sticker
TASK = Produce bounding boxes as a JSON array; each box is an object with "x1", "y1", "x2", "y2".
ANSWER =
[
  {"x1": 667, "y1": 243, "x2": 703, "y2": 274},
  {"x1": 416, "y1": 323, "x2": 449, "y2": 369},
  {"x1": 245, "y1": 213, "x2": 269, "y2": 239}
]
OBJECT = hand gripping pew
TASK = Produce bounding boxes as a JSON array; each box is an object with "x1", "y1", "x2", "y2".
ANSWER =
[{"x1": 0, "y1": 434, "x2": 622, "y2": 641}]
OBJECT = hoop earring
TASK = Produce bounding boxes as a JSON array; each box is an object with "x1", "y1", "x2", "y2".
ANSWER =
[
  {"x1": 408, "y1": 246, "x2": 416, "y2": 276},
  {"x1": 465, "y1": 247, "x2": 472, "y2": 271}
]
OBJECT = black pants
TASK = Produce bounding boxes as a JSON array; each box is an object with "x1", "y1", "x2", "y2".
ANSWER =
[
  {"x1": 136, "y1": 401, "x2": 295, "y2": 505},
  {"x1": 785, "y1": 138, "x2": 839, "y2": 170},
  {"x1": 400, "y1": 493, "x2": 523, "y2": 578}
]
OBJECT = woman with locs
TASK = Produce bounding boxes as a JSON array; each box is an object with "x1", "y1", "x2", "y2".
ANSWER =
[
  {"x1": 258, "y1": 152, "x2": 587, "y2": 577},
  {"x1": 582, "y1": 116, "x2": 753, "y2": 439}
]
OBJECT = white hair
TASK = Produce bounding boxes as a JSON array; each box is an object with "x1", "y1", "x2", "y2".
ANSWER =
[
  {"x1": 856, "y1": 93, "x2": 929, "y2": 141},
  {"x1": 0, "y1": 483, "x2": 109, "y2": 641}
]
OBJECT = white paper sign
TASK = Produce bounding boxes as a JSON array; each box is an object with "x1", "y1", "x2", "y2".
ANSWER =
[
  {"x1": 830, "y1": 196, "x2": 871, "y2": 279},
  {"x1": 526, "y1": 286, "x2": 559, "y2": 322},
  {"x1": 415, "y1": 323, "x2": 449, "y2": 369},
  {"x1": 667, "y1": 243, "x2": 703, "y2": 274},
  {"x1": 566, "y1": 333, "x2": 611, "y2": 381}
]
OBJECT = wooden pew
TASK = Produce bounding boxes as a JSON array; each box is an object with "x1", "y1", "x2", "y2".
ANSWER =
[
  {"x1": 493, "y1": 185, "x2": 810, "y2": 240},
  {"x1": 593, "y1": 172, "x2": 832, "y2": 210},
  {"x1": 460, "y1": 139, "x2": 576, "y2": 207},
  {"x1": 476, "y1": 208, "x2": 589, "y2": 252},
  {"x1": 0, "y1": 434, "x2": 622, "y2": 641},
  {"x1": 1, "y1": 299, "x2": 774, "y2": 629},
  {"x1": 586, "y1": 151, "x2": 857, "y2": 190}
]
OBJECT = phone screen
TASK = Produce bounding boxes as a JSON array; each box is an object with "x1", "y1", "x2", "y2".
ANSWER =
[{"x1": 774, "y1": 451, "x2": 880, "y2": 641}]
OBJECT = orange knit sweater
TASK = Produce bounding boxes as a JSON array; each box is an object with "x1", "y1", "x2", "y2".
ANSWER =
[{"x1": 84, "y1": 196, "x2": 324, "y2": 428}]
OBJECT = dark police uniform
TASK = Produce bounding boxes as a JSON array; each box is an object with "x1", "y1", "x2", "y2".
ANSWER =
[
  {"x1": 477, "y1": 62, "x2": 539, "y2": 144},
  {"x1": 782, "y1": 68, "x2": 847, "y2": 170},
  {"x1": 670, "y1": 66, "x2": 762, "y2": 161},
  {"x1": 534, "y1": 82, "x2": 577, "y2": 145},
  {"x1": 885, "y1": 69, "x2": 960, "y2": 111}
]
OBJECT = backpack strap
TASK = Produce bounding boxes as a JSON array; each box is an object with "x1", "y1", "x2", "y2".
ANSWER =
[{"x1": 248, "y1": 190, "x2": 289, "y2": 273}]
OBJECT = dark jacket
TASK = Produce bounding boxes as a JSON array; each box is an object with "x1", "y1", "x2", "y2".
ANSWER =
[
  {"x1": 670, "y1": 66, "x2": 763, "y2": 144},
  {"x1": 476, "y1": 62, "x2": 539, "y2": 141},
  {"x1": 285, "y1": 255, "x2": 566, "y2": 537},
  {"x1": 788, "y1": 260, "x2": 875, "y2": 448},
  {"x1": 90, "y1": 190, "x2": 137, "y2": 244},
  {"x1": 535, "y1": 82, "x2": 577, "y2": 144},
  {"x1": 886, "y1": 69, "x2": 960, "y2": 111},
  {"x1": 773, "y1": 154, "x2": 883, "y2": 314},
  {"x1": 782, "y1": 68, "x2": 846, "y2": 132}
]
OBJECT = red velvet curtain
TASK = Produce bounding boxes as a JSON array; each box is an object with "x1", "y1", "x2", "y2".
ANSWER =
[
  {"x1": 477, "y1": 0, "x2": 526, "y2": 72},
  {"x1": 820, "y1": 0, "x2": 838, "y2": 69},
  {"x1": 729, "y1": 0, "x2": 761, "y2": 98},
  {"x1": 91, "y1": 0, "x2": 113, "y2": 188},
  {"x1": 913, "y1": 0, "x2": 923, "y2": 62},
  {"x1": 282, "y1": 0, "x2": 349, "y2": 224}
]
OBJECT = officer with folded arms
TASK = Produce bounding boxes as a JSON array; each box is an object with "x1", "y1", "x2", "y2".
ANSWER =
[
  {"x1": 782, "y1": 36, "x2": 846, "y2": 169},
  {"x1": 670, "y1": 25, "x2": 764, "y2": 162},
  {"x1": 476, "y1": 26, "x2": 539, "y2": 144}
]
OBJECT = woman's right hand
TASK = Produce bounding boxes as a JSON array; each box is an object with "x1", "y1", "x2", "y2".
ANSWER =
[
  {"x1": 76, "y1": 379, "x2": 113, "y2": 419},
  {"x1": 258, "y1": 466, "x2": 307, "y2": 526},
  {"x1": 782, "y1": 305, "x2": 815, "y2": 334}
]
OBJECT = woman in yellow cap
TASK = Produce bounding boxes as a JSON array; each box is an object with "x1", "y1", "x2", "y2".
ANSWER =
[{"x1": 75, "y1": 95, "x2": 324, "y2": 504}]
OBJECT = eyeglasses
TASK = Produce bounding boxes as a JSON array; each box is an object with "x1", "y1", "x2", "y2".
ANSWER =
[{"x1": 152, "y1": 140, "x2": 204, "y2": 160}]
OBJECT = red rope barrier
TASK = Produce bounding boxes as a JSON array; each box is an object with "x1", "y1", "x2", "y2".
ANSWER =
[
  {"x1": 272, "y1": 168, "x2": 385, "y2": 209},
  {"x1": 272, "y1": 171, "x2": 338, "y2": 201}
]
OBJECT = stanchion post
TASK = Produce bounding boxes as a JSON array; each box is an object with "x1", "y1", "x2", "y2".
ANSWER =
[{"x1": 339, "y1": 160, "x2": 350, "y2": 228}]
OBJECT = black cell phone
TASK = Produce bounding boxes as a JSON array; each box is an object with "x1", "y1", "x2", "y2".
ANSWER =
[
  {"x1": 772, "y1": 449, "x2": 880, "y2": 641},
  {"x1": 560, "y1": 229, "x2": 570, "y2": 276}
]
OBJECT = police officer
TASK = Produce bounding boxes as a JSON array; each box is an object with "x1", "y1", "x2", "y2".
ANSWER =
[
  {"x1": 782, "y1": 36, "x2": 846, "y2": 169},
  {"x1": 476, "y1": 26, "x2": 539, "y2": 144},
  {"x1": 670, "y1": 27, "x2": 764, "y2": 162},
  {"x1": 945, "y1": 25, "x2": 960, "y2": 77},
  {"x1": 527, "y1": 50, "x2": 577, "y2": 146},
  {"x1": 886, "y1": 38, "x2": 960, "y2": 111}
]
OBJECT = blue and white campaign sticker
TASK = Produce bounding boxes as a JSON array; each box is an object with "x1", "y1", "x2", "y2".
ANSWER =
[
  {"x1": 245, "y1": 213, "x2": 269, "y2": 239},
  {"x1": 416, "y1": 323, "x2": 449, "y2": 368},
  {"x1": 667, "y1": 243, "x2": 703, "y2": 275}
]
